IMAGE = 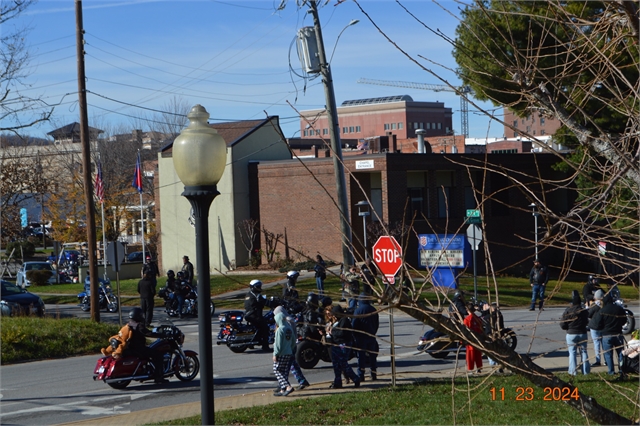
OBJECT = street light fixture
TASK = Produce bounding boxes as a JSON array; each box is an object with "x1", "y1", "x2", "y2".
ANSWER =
[
  {"x1": 529, "y1": 203, "x2": 539, "y2": 261},
  {"x1": 173, "y1": 105, "x2": 226, "y2": 425},
  {"x1": 355, "y1": 200, "x2": 370, "y2": 259}
]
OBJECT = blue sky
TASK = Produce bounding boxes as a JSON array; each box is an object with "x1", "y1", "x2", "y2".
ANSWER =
[{"x1": 8, "y1": 0, "x2": 504, "y2": 139}]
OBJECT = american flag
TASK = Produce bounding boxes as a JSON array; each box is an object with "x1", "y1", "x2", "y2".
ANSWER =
[
  {"x1": 95, "y1": 160, "x2": 105, "y2": 203},
  {"x1": 132, "y1": 152, "x2": 143, "y2": 194}
]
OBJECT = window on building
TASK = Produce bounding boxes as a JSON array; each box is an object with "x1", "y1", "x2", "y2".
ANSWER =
[
  {"x1": 426, "y1": 123, "x2": 431, "y2": 130},
  {"x1": 436, "y1": 171, "x2": 455, "y2": 218},
  {"x1": 437, "y1": 123, "x2": 442, "y2": 130},
  {"x1": 356, "y1": 126, "x2": 361, "y2": 132},
  {"x1": 303, "y1": 130, "x2": 307, "y2": 136},
  {"x1": 541, "y1": 130, "x2": 546, "y2": 135},
  {"x1": 513, "y1": 120, "x2": 518, "y2": 128},
  {"x1": 419, "y1": 122, "x2": 424, "y2": 129},
  {"x1": 349, "y1": 126, "x2": 354, "y2": 133},
  {"x1": 526, "y1": 126, "x2": 531, "y2": 133},
  {"x1": 323, "y1": 128, "x2": 328, "y2": 135},
  {"x1": 398, "y1": 122, "x2": 403, "y2": 130},
  {"x1": 407, "y1": 172, "x2": 428, "y2": 219},
  {"x1": 343, "y1": 127, "x2": 348, "y2": 133},
  {"x1": 540, "y1": 117, "x2": 545, "y2": 126},
  {"x1": 445, "y1": 127, "x2": 450, "y2": 133},
  {"x1": 533, "y1": 130, "x2": 536, "y2": 135},
  {"x1": 391, "y1": 123, "x2": 396, "y2": 130},
  {"x1": 384, "y1": 123, "x2": 389, "y2": 131},
  {"x1": 315, "y1": 129, "x2": 320, "y2": 135},
  {"x1": 413, "y1": 122, "x2": 418, "y2": 129},
  {"x1": 432, "y1": 123, "x2": 436, "y2": 130}
]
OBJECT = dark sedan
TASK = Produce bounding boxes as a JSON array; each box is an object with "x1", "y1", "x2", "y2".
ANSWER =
[{"x1": 1, "y1": 280, "x2": 46, "y2": 317}]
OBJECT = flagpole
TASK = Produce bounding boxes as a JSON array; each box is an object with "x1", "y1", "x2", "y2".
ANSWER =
[
  {"x1": 140, "y1": 191, "x2": 145, "y2": 261},
  {"x1": 101, "y1": 202, "x2": 107, "y2": 280},
  {"x1": 133, "y1": 150, "x2": 146, "y2": 261}
]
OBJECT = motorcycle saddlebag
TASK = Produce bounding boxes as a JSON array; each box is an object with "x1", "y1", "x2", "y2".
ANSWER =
[{"x1": 94, "y1": 356, "x2": 116, "y2": 380}]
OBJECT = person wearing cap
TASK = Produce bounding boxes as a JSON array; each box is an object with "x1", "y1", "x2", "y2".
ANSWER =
[
  {"x1": 587, "y1": 289, "x2": 605, "y2": 366},
  {"x1": 325, "y1": 305, "x2": 361, "y2": 389},
  {"x1": 181, "y1": 255, "x2": 194, "y2": 286},
  {"x1": 560, "y1": 290, "x2": 590, "y2": 375},
  {"x1": 529, "y1": 259, "x2": 549, "y2": 311}
]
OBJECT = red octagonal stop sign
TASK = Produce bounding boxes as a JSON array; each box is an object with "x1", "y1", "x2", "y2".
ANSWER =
[{"x1": 372, "y1": 236, "x2": 402, "y2": 284}]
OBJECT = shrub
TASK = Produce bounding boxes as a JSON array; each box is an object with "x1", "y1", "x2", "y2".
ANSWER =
[
  {"x1": 5, "y1": 240, "x2": 35, "y2": 258},
  {"x1": 26, "y1": 269, "x2": 53, "y2": 286}
]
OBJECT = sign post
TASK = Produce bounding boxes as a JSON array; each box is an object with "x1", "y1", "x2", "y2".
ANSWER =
[
  {"x1": 466, "y1": 223, "x2": 483, "y2": 300},
  {"x1": 372, "y1": 236, "x2": 402, "y2": 387},
  {"x1": 106, "y1": 241, "x2": 126, "y2": 325}
]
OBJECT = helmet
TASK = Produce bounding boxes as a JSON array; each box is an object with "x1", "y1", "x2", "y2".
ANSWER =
[
  {"x1": 177, "y1": 271, "x2": 186, "y2": 280},
  {"x1": 129, "y1": 307, "x2": 144, "y2": 322},
  {"x1": 250, "y1": 279, "x2": 263, "y2": 292},
  {"x1": 307, "y1": 292, "x2": 319, "y2": 308},
  {"x1": 321, "y1": 296, "x2": 332, "y2": 308},
  {"x1": 167, "y1": 270, "x2": 175, "y2": 278},
  {"x1": 453, "y1": 290, "x2": 464, "y2": 301},
  {"x1": 286, "y1": 270, "x2": 300, "y2": 280}
]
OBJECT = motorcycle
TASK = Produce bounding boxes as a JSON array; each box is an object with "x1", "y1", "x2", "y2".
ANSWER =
[
  {"x1": 158, "y1": 282, "x2": 215, "y2": 317},
  {"x1": 93, "y1": 324, "x2": 199, "y2": 389},
  {"x1": 78, "y1": 277, "x2": 119, "y2": 313},
  {"x1": 609, "y1": 285, "x2": 635, "y2": 335},
  {"x1": 216, "y1": 309, "x2": 276, "y2": 353}
]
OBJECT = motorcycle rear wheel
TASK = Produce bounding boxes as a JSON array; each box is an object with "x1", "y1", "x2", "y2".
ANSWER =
[
  {"x1": 81, "y1": 296, "x2": 90, "y2": 312},
  {"x1": 107, "y1": 380, "x2": 131, "y2": 389},
  {"x1": 175, "y1": 354, "x2": 200, "y2": 381},
  {"x1": 228, "y1": 344, "x2": 248, "y2": 353},
  {"x1": 427, "y1": 341, "x2": 453, "y2": 359},
  {"x1": 107, "y1": 298, "x2": 119, "y2": 313},
  {"x1": 296, "y1": 340, "x2": 320, "y2": 369},
  {"x1": 502, "y1": 329, "x2": 518, "y2": 351},
  {"x1": 622, "y1": 310, "x2": 635, "y2": 335}
]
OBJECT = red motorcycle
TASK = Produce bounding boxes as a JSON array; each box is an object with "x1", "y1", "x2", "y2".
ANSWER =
[{"x1": 93, "y1": 324, "x2": 199, "y2": 389}]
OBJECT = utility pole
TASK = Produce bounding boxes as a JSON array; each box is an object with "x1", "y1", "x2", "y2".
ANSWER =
[
  {"x1": 309, "y1": 0, "x2": 353, "y2": 267},
  {"x1": 76, "y1": 0, "x2": 100, "y2": 322}
]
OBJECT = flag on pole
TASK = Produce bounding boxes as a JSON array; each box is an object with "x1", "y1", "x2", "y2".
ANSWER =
[
  {"x1": 132, "y1": 152, "x2": 143, "y2": 193},
  {"x1": 94, "y1": 160, "x2": 105, "y2": 203}
]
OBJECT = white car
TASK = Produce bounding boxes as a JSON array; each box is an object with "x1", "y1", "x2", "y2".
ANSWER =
[{"x1": 16, "y1": 262, "x2": 56, "y2": 288}]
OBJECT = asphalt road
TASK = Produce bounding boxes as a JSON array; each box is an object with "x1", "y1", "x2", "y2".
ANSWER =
[{"x1": 6, "y1": 304, "x2": 632, "y2": 426}]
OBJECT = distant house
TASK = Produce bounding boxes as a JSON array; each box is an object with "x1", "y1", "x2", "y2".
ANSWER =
[
  {"x1": 47, "y1": 122, "x2": 104, "y2": 144},
  {"x1": 156, "y1": 116, "x2": 290, "y2": 273}
]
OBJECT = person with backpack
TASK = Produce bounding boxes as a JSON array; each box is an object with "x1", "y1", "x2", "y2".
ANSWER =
[
  {"x1": 560, "y1": 290, "x2": 590, "y2": 375},
  {"x1": 314, "y1": 255, "x2": 327, "y2": 295},
  {"x1": 325, "y1": 305, "x2": 361, "y2": 389}
]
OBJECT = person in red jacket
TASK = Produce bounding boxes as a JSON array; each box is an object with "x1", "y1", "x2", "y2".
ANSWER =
[{"x1": 463, "y1": 302, "x2": 484, "y2": 373}]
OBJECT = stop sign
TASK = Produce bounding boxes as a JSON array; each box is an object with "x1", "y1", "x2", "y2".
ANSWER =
[{"x1": 372, "y1": 236, "x2": 402, "y2": 284}]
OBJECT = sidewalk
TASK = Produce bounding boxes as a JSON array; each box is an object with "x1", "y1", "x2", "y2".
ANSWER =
[{"x1": 59, "y1": 352, "x2": 579, "y2": 426}]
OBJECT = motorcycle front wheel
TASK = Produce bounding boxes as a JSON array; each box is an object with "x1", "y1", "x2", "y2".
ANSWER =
[
  {"x1": 501, "y1": 329, "x2": 518, "y2": 351},
  {"x1": 107, "y1": 298, "x2": 119, "y2": 313},
  {"x1": 107, "y1": 380, "x2": 131, "y2": 389},
  {"x1": 622, "y1": 310, "x2": 635, "y2": 335},
  {"x1": 296, "y1": 340, "x2": 320, "y2": 369},
  {"x1": 175, "y1": 354, "x2": 200, "y2": 381},
  {"x1": 210, "y1": 301, "x2": 215, "y2": 316},
  {"x1": 426, "y1": 341, "x2": 453, "y2": 359}
]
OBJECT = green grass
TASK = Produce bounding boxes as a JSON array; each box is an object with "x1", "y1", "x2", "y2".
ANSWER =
[
  {"x1": 154, "y1": 374, "x2": 639, "y2": 425},
  {"x1": 1, "y1": 316, "x2": 119, "y2": 364}
]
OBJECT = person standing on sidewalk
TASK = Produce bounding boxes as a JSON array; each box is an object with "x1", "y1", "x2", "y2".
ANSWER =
[
  {"x1": 272, "y1": 311, "x2": 296, "y2": 397},
  {"x1": 560, "y1": 290, "x2": 590, "y2": 375},
  {"x1": 588, "y1": 289, "x2": 605, "y2": 366},
  {"x1": 181, "y1": 255, "x2": 194, "y2": 286},
  {"x1": 463, "y1": 302, "x2": 484, "y2": 374},
  {"x1": 314, "y1": 255, "x2": 327, "y2": 295},
  {"x1": 590, "y1": 291, "x2": 627, "y2": 377},
  {"x1": 529, "y1": 259, "x2": 549, "y2": 311},
  {"x1": 352, "y1": 293, "x2": 379, "y2": 381},
  {"x1": 137, "y1": 271, "x2": 156, "y2": 327},
  {"x1": 326, "y1": 305, "x2": 361, "y2": 389},
  {"x1": 273, "y1": 305, "x2": 310, "y2": 392}
]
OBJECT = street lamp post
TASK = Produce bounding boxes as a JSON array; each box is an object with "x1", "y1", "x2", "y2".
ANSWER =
[
  {"x1": 173, "y1": 105, "x2": 226, "y2": 425},
  {"x1": 529, "y1": 203, "x2": 539, "y2": 260},
  {"x1": 355, "y1": 201, "x2": 370, "y2": 259}
]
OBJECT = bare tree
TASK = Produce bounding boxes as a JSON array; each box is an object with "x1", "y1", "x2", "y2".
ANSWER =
[
  {"x1": 237, "y1": 218, "x2": 259, "y2": 266},
  {"x1": 1, "y1": 0, "x2": 54, "y2": 133}
]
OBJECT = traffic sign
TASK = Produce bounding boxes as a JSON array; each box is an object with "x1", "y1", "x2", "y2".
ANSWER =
[
  {"x1": 372, "y1": 236, "x2": 402, "y2": 284},
  {"x1": 466, "y1": 209, "x2": 481, "y2": 217},
  {"x1": 466, "y1": 224, "x2": 482, "y2": 250}
]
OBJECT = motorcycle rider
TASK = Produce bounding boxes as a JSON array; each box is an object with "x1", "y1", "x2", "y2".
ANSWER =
[
  {"x1": 244, "y1": 280, "x2": 271, "y2": 351},
  {"x1": 450, "y1": 290, "x2": 469, "y2": 322},
  {"x1": 302, "y1": 292, "x2": 324, "y2": 341},
  {"x1": 126, "y1": 307, "x2": 168, "y2": 384},
  {"x1": 283, "y1": 271, "x2": 302, "y2": 313},
  {"x1": 582, "y1": 275, "x2": 602, "y2": 307},
  {"x1": 166, "y1": 270, "x2": 185, "y2": 318}
]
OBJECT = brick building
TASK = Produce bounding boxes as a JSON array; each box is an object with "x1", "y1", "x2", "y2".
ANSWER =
[
  {"x1": 300, "y1": 95, "x2": 453, "y2": 141},
  {"x1": 503, "y1": 108, "x2": 562, "y2": 138},
  {"x1": 251, "y1": 152, "x2": 573, "y2": 273}
]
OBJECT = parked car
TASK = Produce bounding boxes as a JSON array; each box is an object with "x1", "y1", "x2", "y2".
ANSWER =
[
  {"x1": 16, "y1": 262, "x2": 56, "y2": 288},
  {"x1": 1, "y1": 280, "x2": 45, "y2": 317},
  {"x1": 127, "y1": 251, "x2": 144, "y2": 262}
]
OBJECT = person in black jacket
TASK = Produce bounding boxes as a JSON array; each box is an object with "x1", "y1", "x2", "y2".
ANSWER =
[
  {"x1": 560, "y1": 290, "x2": 590, "y2": 375},
  {"x1": 582, "y1": 275, "x2": 602, "y2": 307},
  {"x1": 244, "y1": 280, "x2": 270, "y2": 351},
  {"x1": 587, "y1": 289, "x2": 605, "y2": 366},
  {"x1": 590, "y1": 292, "x2": 627, "y2": 376},
  {"x1": 181, "y1": 255, "x2": 194, "y2": 286},
  {"x1": 449, "y1": 290, "x2": 468, "y2": 321},
  {"x1": 352, "y1": 293, "x2": 379, "y2": 381},
  {"x1": 325, "y1": 305, "x2": 360, "y2": 389},
  {"x1": 529, "y1": 259, "x2": 549, "y2": 311},
  {"x1": 137, "y1": 271, "x2": 156, "y2": 327},
  {"x1": 126, "y1": 307, "x2": 167, "y2": 384}
]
